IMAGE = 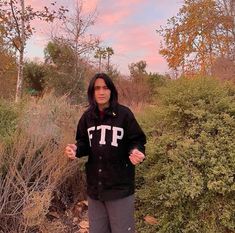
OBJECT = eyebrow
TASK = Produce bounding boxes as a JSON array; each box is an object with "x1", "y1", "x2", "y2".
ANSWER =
[{"x1": 94, "y1": 84, "x2": 108, "y2": 87}]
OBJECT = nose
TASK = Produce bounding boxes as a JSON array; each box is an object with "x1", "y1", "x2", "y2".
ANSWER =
[{"x1": 98, "y1": 87, "x2": 105, "y2": 94}]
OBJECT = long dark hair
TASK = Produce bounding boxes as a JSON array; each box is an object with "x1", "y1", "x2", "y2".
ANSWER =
[{"x1": 87, "y1": 73, "x2": 118, "y2": 109}]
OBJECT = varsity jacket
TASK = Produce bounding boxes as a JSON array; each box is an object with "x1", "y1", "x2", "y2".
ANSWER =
[{"x1": 75, "y1": 103, "x2": 146, "y2": 201}]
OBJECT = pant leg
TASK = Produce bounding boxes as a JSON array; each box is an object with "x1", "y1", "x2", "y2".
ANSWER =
[
  {"x1": 105, "y1": 195, "x2": 135, "y2": 233},
  {"x1": 88, "y1": 196, "x2": 111, "y2": 233}
]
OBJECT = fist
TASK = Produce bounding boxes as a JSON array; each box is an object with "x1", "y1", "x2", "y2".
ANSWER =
[
  {"x1": 65, "y1": 144, "x2": 77, "y2": 160},
  {"x1": 129, "y1": 148, "x2": 145, "y2": 165}
]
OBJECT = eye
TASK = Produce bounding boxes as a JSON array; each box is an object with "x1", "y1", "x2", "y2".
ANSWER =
[
  {"x1": 94, "y1": 86, "x2": 100, "y2": 91},
  {"x1": 103, "y1": 86, "x2": 109, "y2": 90}
]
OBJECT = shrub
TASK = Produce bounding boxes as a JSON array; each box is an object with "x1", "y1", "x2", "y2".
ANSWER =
[
  {"x1": 136, "y1": 77, "x2": 235, "y2": 233},
  {"x1": 0, "y1": 99, "x2": 18, "y2": 142},
  {"x1": 24, "y1": 61, "x2": 46, "y2": 96},
  {"x1": 0, "y1": 93, "x2": 86, "y2": 232}
]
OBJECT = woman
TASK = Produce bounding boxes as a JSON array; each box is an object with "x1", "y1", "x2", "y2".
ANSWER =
[{"x1": 65, "y1": 73, "x2": 146, "y2": 233}]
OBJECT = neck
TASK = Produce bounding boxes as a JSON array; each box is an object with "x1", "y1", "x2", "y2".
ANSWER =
[{"x1": 98, "y1": 103, "x2": 110, "y2": 111}]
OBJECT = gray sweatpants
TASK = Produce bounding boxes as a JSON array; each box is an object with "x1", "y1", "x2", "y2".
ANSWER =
[{"x1": 87, "y1": 194, "x2": 135, "y2": 233}]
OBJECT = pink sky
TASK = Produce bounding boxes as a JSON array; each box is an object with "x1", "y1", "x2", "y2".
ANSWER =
[{"x1": 25, "y1": 0, "x2": 183, "y2": 75}]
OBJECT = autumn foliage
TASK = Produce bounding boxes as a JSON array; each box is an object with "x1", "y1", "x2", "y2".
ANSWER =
[{"x1": 158, "y1": 0, "x2": 235, "y2": 76}]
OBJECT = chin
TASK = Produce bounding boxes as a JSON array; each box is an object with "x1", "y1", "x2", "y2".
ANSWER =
[
  {"x1": 98, "y1": 101, "x2": 109, "y2": 107},
  {"x1": 98, "y1": 100, "x2": 107, "y2": 104}
]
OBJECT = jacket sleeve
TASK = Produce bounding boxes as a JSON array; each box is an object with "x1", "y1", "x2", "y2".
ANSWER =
[
  {"x1": 75, "y1": 113, "x2": 89, "y2": 158},
  {"x1": 126, "y1": 109, "x2": 146, "y2": 154}
]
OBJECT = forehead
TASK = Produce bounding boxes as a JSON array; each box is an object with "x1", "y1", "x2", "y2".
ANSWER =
[{"x1": 94, "y1": 78, "x2": 107, "y2": 86}]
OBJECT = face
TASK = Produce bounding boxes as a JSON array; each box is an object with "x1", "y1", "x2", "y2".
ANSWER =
[{"x1": 94, "y1": 78, "x2": 111, "y2": 110}]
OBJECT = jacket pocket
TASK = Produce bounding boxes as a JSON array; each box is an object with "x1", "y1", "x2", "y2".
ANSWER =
[{"x1": 108, "y1": 162, "x2": 134, "y2": 186}]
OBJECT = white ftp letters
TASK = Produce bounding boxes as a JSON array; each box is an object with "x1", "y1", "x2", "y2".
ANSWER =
[
  {"x1": 97, "y1": 125, "x2": 111, "y2": 145},
  {"x1": 87, "y1": 125, "x2": 124, "y2": 147},
  {"x1": 87, "y1": 126, "x2": 95, "y2": 146},
  {"x1": 111, "y1": 127, "x2": 124, "y2": 147}
]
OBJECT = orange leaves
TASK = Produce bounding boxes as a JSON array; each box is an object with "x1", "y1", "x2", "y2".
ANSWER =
[
  {"x1": 157, "y1": 0, "x2": 235, "y2": 76},
  {"x1": 144, "y1": 215, "x2": 159, "y2": 225}
]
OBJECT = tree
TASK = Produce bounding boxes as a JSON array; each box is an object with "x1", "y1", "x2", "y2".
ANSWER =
[
  {"x1": 0, "y1": 35, "x2": 17, "y2": 99},
  {"x1": 106, "y1": 47, "x2": 114, "y2": 72},
  {"x1": 0, "y1": 0, "x2": 68, "y2": 102},
  {"x1": 211, "y1": 57, "x2": 235, "y2": 81},
  {"x1": 157, "y1": 0, "x2": 235, "y2": 76},
  {"x1": 94, "y1": 46, "x2": 115, "y2": 72},
  {"x1": 128, "y1": 60, "x2": 147, "y2": 77},
  {"x1": 116, "y1": 60, "x2": 151, "y2": 106},
  {"x1": 44, "y1": 40, "x2": 81, "y2": 98},
  {"x1": 52, "y1": 1, "x2": 98, "y2": 81},
  {"x1": 24, "y1": 62, "x2": 46, "y2": 96},
  {"x1": 94, "y1": 47, "x2": 107, "y2": 72},
  {"x1": 44, "y1": 40, "x2": 95, "y2": 103},
  {"x1": 217, "y1": 0, "x2": 235, "y2": 61},
  {"x1": 106, "y1": 64, "x2": 120, "y2": 80}
]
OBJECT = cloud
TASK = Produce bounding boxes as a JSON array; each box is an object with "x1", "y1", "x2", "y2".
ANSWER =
[
  {"x1": 96, "y1": 0, "x2": 145, "y2": 26},
  {"x1": 109, "y1": 23, "x2": 167, "y2": 74},
  {"x1": 92, "y1": 0, "x2": 182, "y2": 74},
  {"x1": 82, "y1": 0, "x2": 99, "y2": 13},
  {"x1": 26, "y1": 0, "x2": 43, "y2": 9},
  {"x1": 98, "y1": 9, "x2": 131, "y2": 26},
  {"x1": 25, "y1": 0, "x2": 182, "y2": 75},
  {"x1": 113, "y1": 0, "x2": 145, "y2": 8}
]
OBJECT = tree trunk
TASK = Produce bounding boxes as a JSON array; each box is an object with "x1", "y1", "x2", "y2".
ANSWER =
[
  {"x1": 15, "y1": 0, "x2": 25, "y2": 102},
  {"x1": 231, "y1": 0, "x2": 235, "y2": 61},
  {"x1": 107, "y1": 54, "x2": 110, "y2": 72},
  {"x1": 99, "y1": 55, "x2": 101, "y2": 72},
  {"x1": 15, "y1": 50, "x2": 24, "y2": 102}
]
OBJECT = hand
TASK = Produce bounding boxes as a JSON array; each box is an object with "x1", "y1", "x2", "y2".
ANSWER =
[
  {"x1": 65, "y1": 144, "x2": 77, "y2": 160},
  {"x1": 129, "y1": 148, "x2": 145, "y2": 165}
]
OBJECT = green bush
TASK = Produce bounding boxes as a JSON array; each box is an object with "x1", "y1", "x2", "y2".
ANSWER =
[
  {"x1": 24, "y1": 61, "x2": 46, "y2": 95},
  {"x1": 0, "y1": 99, "x2": 18, "y2": 142},
  {"x1": 136, "y1": 77, "x2": 235, "y2": 233}
]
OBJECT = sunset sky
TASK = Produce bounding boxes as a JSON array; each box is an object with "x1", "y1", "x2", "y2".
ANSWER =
[{"x1": 26, "y1": 0, "x2": 183, "y2": 75}]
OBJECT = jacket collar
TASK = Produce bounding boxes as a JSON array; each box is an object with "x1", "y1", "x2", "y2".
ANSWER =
[{"x1": 87, "y1": 104, "x2": 118, "y2": 120}]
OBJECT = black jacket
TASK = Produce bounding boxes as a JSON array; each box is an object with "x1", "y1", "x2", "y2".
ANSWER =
[{"x1": 75, "y1": 104, "x2": 146, "y2": 201}]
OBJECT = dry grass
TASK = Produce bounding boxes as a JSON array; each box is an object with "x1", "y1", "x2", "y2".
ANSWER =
[
  {"x1": 0, "y1": 93, "x2": 86, "y2": 232},
  {"x1": 116, "y1": 77, "x2": 151, "y2": 110}
]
